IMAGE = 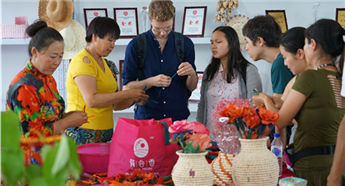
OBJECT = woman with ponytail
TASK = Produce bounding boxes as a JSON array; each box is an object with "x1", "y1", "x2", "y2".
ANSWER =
[
  {"x1": 6, "y1": 20, "x2": 88, "y2": 165},
  {"x1": 253, "y1": 19, "x2": 345, "y2": 185}
]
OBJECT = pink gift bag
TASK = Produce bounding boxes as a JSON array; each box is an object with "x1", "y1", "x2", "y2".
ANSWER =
[{"x1": 107, "y1": 118, "x2": 179, "y2": 177}]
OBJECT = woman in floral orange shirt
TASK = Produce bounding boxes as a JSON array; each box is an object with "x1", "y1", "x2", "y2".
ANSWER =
[{"x1": 6, "y1": 20, "x2": 88, "y2": 165}]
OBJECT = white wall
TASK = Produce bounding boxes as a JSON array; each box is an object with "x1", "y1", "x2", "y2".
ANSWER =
[{"x1": 1, "y1": 0, "x2": 345, "y2": 126}]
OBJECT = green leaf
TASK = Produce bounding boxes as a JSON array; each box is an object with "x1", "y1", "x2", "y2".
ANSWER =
[
  {"x1": 26, "y1": 164, "x2": 43, "y2": 183},
  {"x1": 1, "y1": 150, "x2": 25, "y2": 184},
  {"x1": 42, "y1": 148, "x2": 68, "y2": 186},
  {"x1": 183, "y1": 142, "x2": 197, "y2": 153},
  {"x1": 51, "y1": 135, "x2": 70, "y2": 176},
  {"x1": 1, "y1": 111, "x2": 22, "y2": 152},
  {"x1": 248, "y1": 128, "x2": 252, "y2": 139},
  {"x1": 67, "y1": 137, "x2": 82, "y2": 180},
  {"x1": 195, "y1": 145, "x2": 200, "y2": 153},
  {"x1": 41, "y1": 144, "x2": 53, "y2": 162},
  {"x1": 29, "y1": 177, "x2": 48, "y2": 186}
]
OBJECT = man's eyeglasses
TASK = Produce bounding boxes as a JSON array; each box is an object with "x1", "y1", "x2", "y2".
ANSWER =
[{"x1": 152, "y1": 27, "x2": 172, "y2": 33}]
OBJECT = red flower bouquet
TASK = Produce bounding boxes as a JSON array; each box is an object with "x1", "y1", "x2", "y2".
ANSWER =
[{"x1": 219, "y1": 102, "x2": 279, "y2": 139}]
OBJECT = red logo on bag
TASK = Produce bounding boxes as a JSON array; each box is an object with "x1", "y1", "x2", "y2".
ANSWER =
[
  {"x1": 94, "y1": 12, "x2": 99, "y2": 16},
  {"x1": 134, "y1": 138, "x2": 149, "y2": 158},
  {"x1": 193, "y1": 10, "x2": 197, "y2": 15},
  {"x1": 123, "y1": 11, "x2": 128, "y2": 16}
]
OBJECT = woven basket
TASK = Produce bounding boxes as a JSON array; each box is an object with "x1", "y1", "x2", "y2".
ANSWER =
[
  {"x1": 172, "y1": 150, "x2": 214, "y2": 186},
  {"x1": 232, "y1": 137, "x2": 279, "y2": 186},
  {"x1": 211, "y1": 151, "x2": 235, "y2": 186},
  {"x1": 279, "y1": 177, "x2": 307, "y2": 186}
]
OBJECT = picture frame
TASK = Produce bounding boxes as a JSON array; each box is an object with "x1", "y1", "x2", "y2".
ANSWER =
[
  {"x1": 265, "y1": 10, "x2": 288, "y2": 33},
  {"x1": 83, "y1": 8, "x2": 108, "y2": 29},
  {"x1": 114, "y1": 8, "x2": 139, "y2": 38},
  {"x1": 336, "y1": 8, "x2": 345, "y2": 28},
  {"x1": 119, "y1": 60, "x2": 124, "y2": 91},
  {"x1": 189, "y1": 71, "x2": 203, "y2": 102},
  {"x1": 182, "y1": 6, "x2": 207, "y2": 37}
]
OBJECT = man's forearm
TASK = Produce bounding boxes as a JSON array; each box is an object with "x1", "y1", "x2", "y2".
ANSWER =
[
  {"x1": 327, "y1": 115, "x2": 345, "y2": 185},
  {"x1": 123, "y1": 79, "x2": 152, "y2": 90},
  {"x1": 185, "y1": 73, "x2": 198, "y2": 91}
]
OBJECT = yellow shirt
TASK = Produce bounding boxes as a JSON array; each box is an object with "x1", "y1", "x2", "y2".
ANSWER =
[{"x1": 66, "y1": 49, "x2": 117, "y2": 130}]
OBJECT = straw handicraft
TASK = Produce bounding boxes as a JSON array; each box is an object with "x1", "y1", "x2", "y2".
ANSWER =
[
  {"x1": 232, "y1": 137, "x2": 279, "y2": 186},
  {"x1": 172, "y1": 150, "x2": 214, "y2": 186},
  {"x1": 279, "y1": 177, "x2": 307, "y2": 186},
  {"x1": 211, "y1": 152, "x2": 236, "y2": 186}
]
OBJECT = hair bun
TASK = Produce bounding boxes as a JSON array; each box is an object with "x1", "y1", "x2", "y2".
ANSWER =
[{"x1": 26, "y1": 20, "x2": 48, "y2": 38}]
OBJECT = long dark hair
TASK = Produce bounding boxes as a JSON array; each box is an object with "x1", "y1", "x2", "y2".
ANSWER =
[
  {"x1": 305, "y1": 19, "x2": 345, "y2": 74},
  {"x1": 206, "y1": 26, "x2": 250, "y2": 83}
]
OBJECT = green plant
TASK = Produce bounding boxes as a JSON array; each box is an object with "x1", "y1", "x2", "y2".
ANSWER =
[{"x1": 1, "y1": 111, "x2": 82, "y2": 186}]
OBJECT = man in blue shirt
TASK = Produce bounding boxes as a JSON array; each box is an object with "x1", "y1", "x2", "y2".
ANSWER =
[{"x1": 122, "y1": 0, "x2": 197, "y2": 122}]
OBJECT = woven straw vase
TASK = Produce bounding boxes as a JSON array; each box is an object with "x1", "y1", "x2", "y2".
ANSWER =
[
  {"x1": 211, "y1": 151, "x2": 236, "y2": 186},
  {"x1": 172, "y1": 150, "x2": 214, "y2": 186},
  {"x1": 232, "y1": 137, "x2": 279, "y2": 186}
]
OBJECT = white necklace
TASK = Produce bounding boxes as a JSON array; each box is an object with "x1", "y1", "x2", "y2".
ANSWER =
[{"x1": 315, "y1": 63, "x2": 335, "y2": 70}]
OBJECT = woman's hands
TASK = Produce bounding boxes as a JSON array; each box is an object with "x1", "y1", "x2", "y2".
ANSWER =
[
  {"x1": 64, "y1": 111, "x2": 88, "y2": 128},
  {"x1": 124, "y1": 88, "x2": 149, "y2": 105},
  {"x1": 53, "y1": 111, "x2": 88, "y2": 135},
  {"x1": 252, "y1": 93, "x2": 284, "y2": 109},
  {"x1": 252, "y1": 93, "x2": 270, "y2": 107}
]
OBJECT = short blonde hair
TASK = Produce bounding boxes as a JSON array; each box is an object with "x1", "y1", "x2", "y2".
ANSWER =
[{"x1": 149, "y1": 0, "x2": 175, "y2": 22}]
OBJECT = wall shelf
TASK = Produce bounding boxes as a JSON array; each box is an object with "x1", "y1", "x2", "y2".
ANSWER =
[
  {"x1": 1, "y1": 37, "x2": 211, "y2": 46},
  {"x1": 1, "y1": 38, "x2": 31, "y2": 45}
]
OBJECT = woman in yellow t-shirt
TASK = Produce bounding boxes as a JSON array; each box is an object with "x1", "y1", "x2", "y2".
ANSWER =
[{"x1": 65, "y1": 17, "x2": 149, "y2": 145}]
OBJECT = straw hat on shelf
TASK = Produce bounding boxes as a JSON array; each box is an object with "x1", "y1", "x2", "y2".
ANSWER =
[
  {"x1": 59, "y1": 19, "x2": 87, "y2": 60},
  {"x1": 38, "y1": 0, "x2": 74, "y2": 31}
]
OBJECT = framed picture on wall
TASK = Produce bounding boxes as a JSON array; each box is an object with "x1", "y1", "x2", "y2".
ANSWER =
[
  {"x1": 189, "y1": 71, "x2": 203, "y2": 102},
  {"x1": 265, "y1": 10, "x2": 288, "y2": 33},
  {"x1": 336, "y1": 8, "x2": 345, "y2": 28},
  {"x1": 119, "y1": 60, "x2": 124, "y2": 91},
  {"x1": 182, "y1": 6, "x2": 207, "y2": 37},
  {"x1": 114, "y1": 8, "x2": 139, "y2": 38},
  {"x1": 83, "y1": 8, "x2": 108, "y2": 29}
]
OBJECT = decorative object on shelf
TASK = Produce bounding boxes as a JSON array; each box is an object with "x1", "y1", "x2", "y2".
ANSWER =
[
  {"x1": 140, "y1": 6, "x2": 150, "y2": 33},
  {"x1": 114, "y1": 8, "x2": 139, "y2": 38},
  {"x1": 232, "y1": 137, "x2": 279, "y2": 186},
  {"x1": 59, "y1": 19, "x2": 86, "y2": 60},
  {"x1": 214, "y1": 0, "x2": 239, "y2": 23},
  {"x1": 312, "y1": 2, "x2": 321, "y2": 23},
  {"x1": 218, "y1": 98, "x2": 280, "y2": 185},
  {"x1": 189, "y1": 71, "x2": 203, "y2": 102},
  {"x1": 336, "y1": 8, "x2": 345, "y2": 28},
  {"x1": 225, "y1": 14, "x2": 249, "y2": 50},
  {"x1": 83, "y1": 8, "x2": 108, "y2": 29},
  {"x1": 211, "y1": 151, "x2": 236, "y2": 186},
  {"x1": 38, "y1": 0, "x2": 74, "y2": 31},
  {"x1": 279, "y1": 177, "x2": 307, "y2": 186},
  {"x1": 0, "y1": 16, "x2": 28, "y2": 39},
  {"x1": 182, "y1": 6, "x2": 207, "y2": 38},
  {"x1": 265, "y1": 10, "x2": 288, "y2": 33},
  {"x1": 169, "y1": 120, "x2": 213, "y2": 185},
  {"x1": 172, "y1": 150, "x2": 214, "y2": 186}
]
